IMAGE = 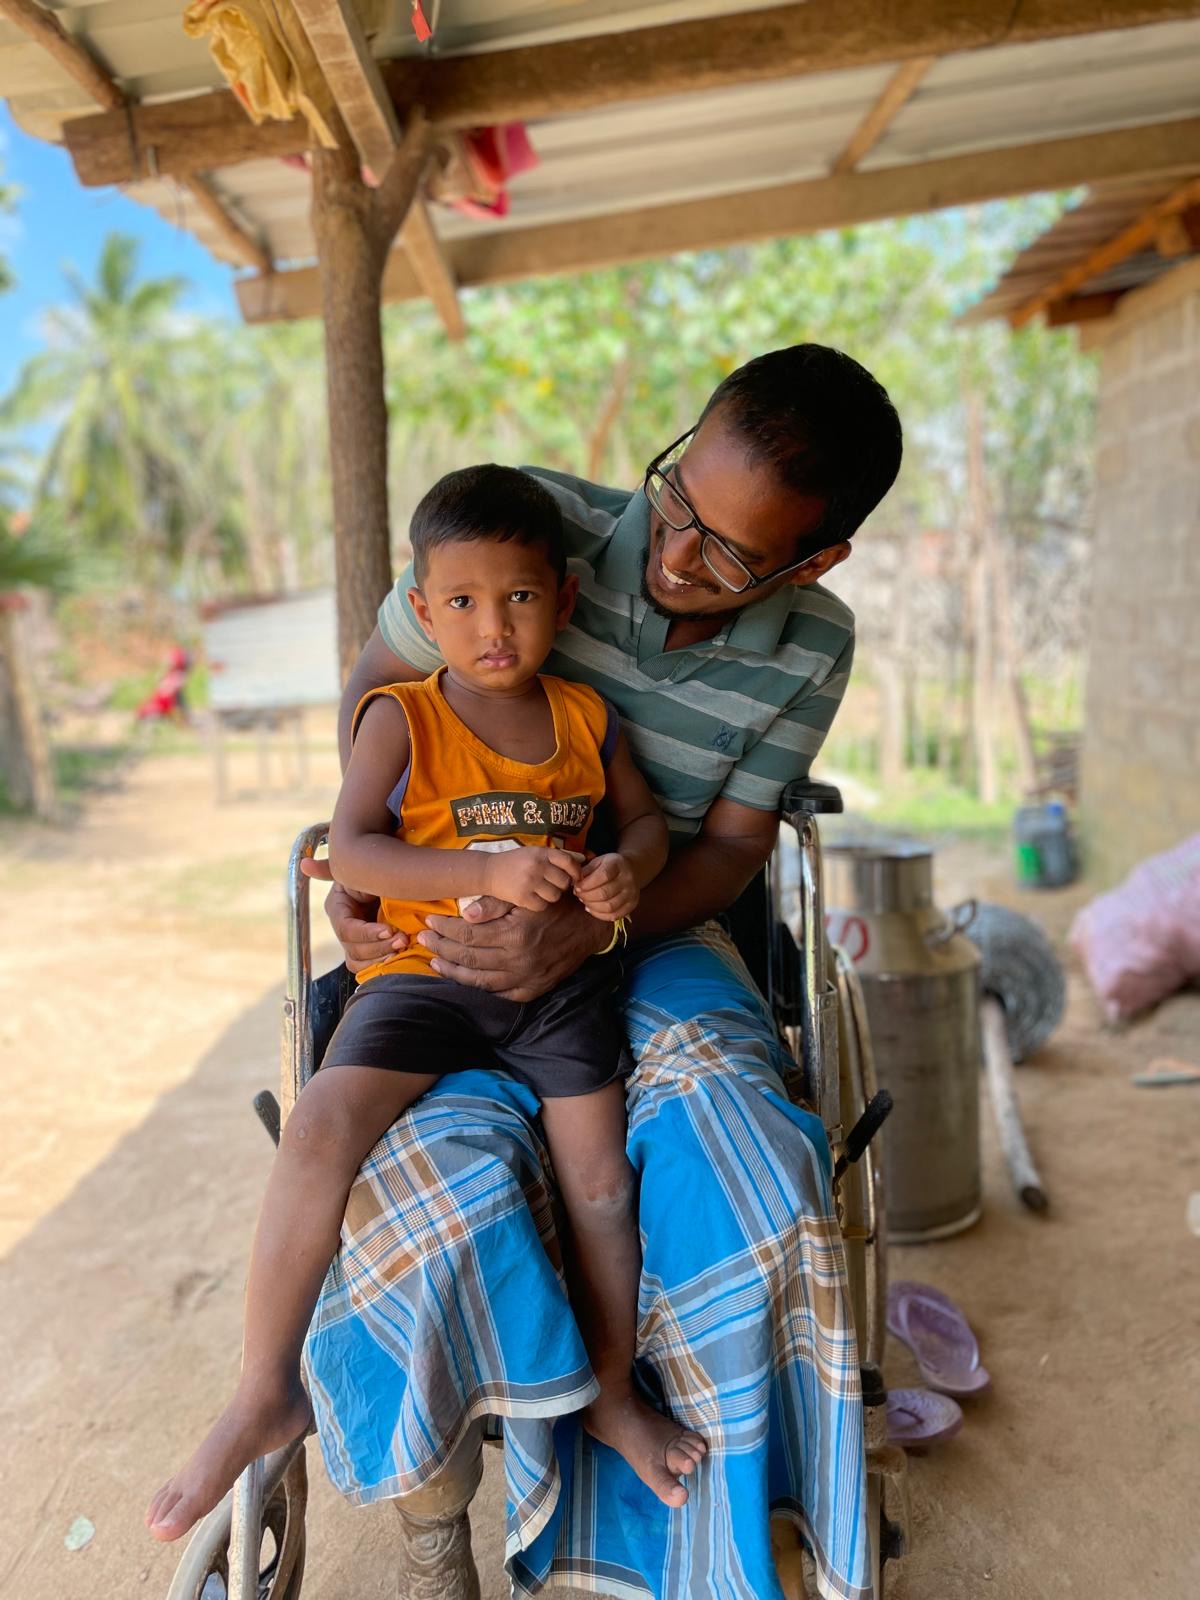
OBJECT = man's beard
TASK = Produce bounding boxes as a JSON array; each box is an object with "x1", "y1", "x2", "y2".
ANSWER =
[{"x1": 639, "y1": 545, "x2": 738, "y2": 624}]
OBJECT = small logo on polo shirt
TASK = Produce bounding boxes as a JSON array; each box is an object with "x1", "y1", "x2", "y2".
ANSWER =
[{"x1": 712, "y1": 725, "x2": 735, "y2": 752}]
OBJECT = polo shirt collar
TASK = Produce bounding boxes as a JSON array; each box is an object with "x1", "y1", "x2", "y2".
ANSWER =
[
  {"x1": 594, "y1": 487, "x2": 650, "y2": 594},
  {"x1": 594, "y1": 484, "x2": 797, "y2": 660},
  {"x1": 725, "y1": 583, "x2": 795, "y2": 656}
]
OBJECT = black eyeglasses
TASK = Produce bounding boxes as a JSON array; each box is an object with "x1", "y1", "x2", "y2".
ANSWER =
[{"x1": 643, "y1": 428, "x2": 830, "y2": 594}]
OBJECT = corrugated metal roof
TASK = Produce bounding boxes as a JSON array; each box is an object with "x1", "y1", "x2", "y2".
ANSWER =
[
  {"x1": 964, "y1": 175, "x2": 1197, "y2": 322},
  {"x1": 204, "y1": 590, "x2": 339, "y2": 710},
  {"x1": 1, "y1": 4, "x2": 1199, "y2": 279}
]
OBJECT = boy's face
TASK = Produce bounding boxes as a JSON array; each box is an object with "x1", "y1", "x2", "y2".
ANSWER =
[{"x1": 409, "y1": 538, "x2": 577, "y2": 694}]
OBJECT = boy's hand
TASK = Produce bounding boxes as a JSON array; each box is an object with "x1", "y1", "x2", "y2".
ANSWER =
[
  {"x1": 574, "y1": 853, "x2": 639, "y2": 921},
  {"x1": 485, "y1": 846, "x2": 582, "y2": 912}
]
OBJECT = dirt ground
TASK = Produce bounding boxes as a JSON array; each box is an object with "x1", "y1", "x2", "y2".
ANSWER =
[{"x1": 1, "y1": 730, "x2": 1197, "y2": 1600}]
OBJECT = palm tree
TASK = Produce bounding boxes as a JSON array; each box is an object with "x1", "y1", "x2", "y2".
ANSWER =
[{"x1": 2, "y1": 233, "x2": 207, "y2": 608}]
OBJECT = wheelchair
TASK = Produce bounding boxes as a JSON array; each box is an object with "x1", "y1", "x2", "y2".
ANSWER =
[{"x1": 166, "y1": 779, "x2": 905, "y2": 1600}]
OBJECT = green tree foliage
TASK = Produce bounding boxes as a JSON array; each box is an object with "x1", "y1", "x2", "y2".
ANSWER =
[{"x1": 3, "y1": 235, "x2": 235, "y2": 601}]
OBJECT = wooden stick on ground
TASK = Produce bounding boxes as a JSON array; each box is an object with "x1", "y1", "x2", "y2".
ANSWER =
[{"x1": 981, "y1": 995, "x2": 1049, "y2": 1212}]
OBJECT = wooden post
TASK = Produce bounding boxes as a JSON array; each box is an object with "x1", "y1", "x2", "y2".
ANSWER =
[
  {"x1": 0, "y1": 597, "x2": 58, "y2": 820},
  {"x1": 311, "y1": 114, "x2": 432, "y2": 680}
]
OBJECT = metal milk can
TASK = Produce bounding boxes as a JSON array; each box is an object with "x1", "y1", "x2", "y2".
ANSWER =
[{"x1": 824, "y1": 841, "x2": 982, "y2": 1244}]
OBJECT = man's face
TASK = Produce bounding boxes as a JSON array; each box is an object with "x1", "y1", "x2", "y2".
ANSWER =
[{"x1": 641, "y1": 418, "x2": 848, "y2": 621}]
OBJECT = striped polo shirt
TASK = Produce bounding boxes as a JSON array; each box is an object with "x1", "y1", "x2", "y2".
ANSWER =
[{"x1": 378, "y1": 469, "x2": 855, "y2": 837}]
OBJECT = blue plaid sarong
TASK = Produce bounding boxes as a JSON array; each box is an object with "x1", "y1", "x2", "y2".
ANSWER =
[{"x1": 305, "y1": 925, "x2": 871, "y2": 1600}]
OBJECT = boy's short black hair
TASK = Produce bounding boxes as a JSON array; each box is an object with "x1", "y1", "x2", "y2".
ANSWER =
[
  {"x1": 410, "y1": 464, "x2": 567, "y2": 584},
  {"x1": 699, "y1": 344, "x2": 903, "y2": 547}
]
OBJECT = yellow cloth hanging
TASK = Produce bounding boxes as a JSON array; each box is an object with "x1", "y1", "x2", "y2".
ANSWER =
[{"x1": 182, "y1": 0, "x2": 384, "y2": 149}]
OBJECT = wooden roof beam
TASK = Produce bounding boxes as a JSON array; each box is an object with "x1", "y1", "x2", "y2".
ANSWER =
[
  {"x1": 1155, "y1": 204, "x2": 1200, "y2": 257},
  {"x1": 1044, "y1": 290, "x2": 1127, "y2": 326},
  {"x1": 0, "y1": 0, "x2": 273, "y2": 273},
  {"x1": 290, "y1": 0, "x2": 401, "y2": 180},
  {"x1": 400, "y1": 197, "x2": 465, "y2": 340},
  {"x1": 61, "y1": 0, "x2": 1200, "y2": 189},
  {"x1": 181, "y1": 175, "x2": 273, "y2": 275},
  {"x1": 1010, "y1": 174, "x2": 1200, "y2": 326},
  {"x1": 238, "y1": 115, "x2": 1200, "y2": 324},
  {"x1": 831, "y1": 56, "x2": 937, "y2": 174}
]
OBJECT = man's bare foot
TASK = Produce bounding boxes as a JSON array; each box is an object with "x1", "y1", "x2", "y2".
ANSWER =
[
  {"x1": 145, "y1": 1380, "x2": 312, "y2": 1543},
  {"x1": 583, "y1": 1389, "x2": 707, "y2": 1508}
]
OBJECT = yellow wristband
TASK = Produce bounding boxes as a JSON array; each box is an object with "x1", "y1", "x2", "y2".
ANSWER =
[{"x1": 597, "y1": 915, "x2": 630, "y2": 956}]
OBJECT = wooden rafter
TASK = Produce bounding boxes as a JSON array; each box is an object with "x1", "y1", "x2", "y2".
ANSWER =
[
  {"x1": 238, "y1": 115, "x2": 1200, "y2": 325},
  {"x1": 831, "y1": 56, "x2": 937, "y2": 174},
  {"x1": 1154, "y1": 204, "x2": 1200, "y2": 256},
  {"x1": 181, "y1": 175, "x2": 273, "y2": 276},
  {"x1": 0, "y1": 0, "x2": 123, "y2": 111},
  {"x1": 400, "y1": 198, "x2": 465, "y2": 340},
  {"x1": 1009, "y1": 174, "x2": 1200, "y2": 326},
  {"x1": 290, "y1": 0, "x2": 401, "y2": 179},
  {"x1": 0, "y1": 0, "x2": 272, "y2": 273},
  {"x1": 1045, "y1": 291, "x2": 1127, "y2": 326},
  {"x1": 61, "y1": 0, "x2": 1200, "y2": 190}
]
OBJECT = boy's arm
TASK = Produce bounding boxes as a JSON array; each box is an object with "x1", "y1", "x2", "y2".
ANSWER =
[
  {"x1": 328, "y1": 697, "x2": 579, "y2": 910},
  {"x1": 575, "y1": 732, "x2": 669, "y2": 921}
]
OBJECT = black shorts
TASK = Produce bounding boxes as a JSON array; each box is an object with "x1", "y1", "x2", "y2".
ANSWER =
[{"x1": 320, "y1": 957, "x2": 632, "y2": 1099}]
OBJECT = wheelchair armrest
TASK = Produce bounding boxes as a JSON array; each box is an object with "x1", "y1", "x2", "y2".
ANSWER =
[{"x1": 780, "y1": 778, "x2": 844, "y2": 820}]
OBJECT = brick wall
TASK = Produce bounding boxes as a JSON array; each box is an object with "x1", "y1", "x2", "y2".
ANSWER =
[{"x1": 1080, "y1": 257, "x2": 1200, "y2": 885}]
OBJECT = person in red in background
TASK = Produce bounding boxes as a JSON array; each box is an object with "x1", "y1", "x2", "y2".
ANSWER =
[{"x1": 136, "y1": 647, "x2": 191, "y2": 725}]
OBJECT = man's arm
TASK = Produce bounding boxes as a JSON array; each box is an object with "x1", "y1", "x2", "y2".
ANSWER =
[{"x1": 626, "y1": 797, "x2": 777, "y2": 940}]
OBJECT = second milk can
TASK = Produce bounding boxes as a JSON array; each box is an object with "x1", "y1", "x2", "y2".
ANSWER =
[{"x1": 825, "y1": 841, "x2": 982, "y2": 1243}]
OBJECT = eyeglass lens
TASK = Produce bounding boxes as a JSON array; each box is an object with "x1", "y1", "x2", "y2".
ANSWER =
[{"x1": 647, "y1": 471, "x2": 751, "y2": 590}]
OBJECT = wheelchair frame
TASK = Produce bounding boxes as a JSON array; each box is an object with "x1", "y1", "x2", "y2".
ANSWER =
[{"x1": 167, "y1": 780, "x2": 904, "y2": 1600}]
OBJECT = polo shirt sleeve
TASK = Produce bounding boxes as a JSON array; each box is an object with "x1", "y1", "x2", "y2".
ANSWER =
[
  {"x1": 377, "y1": 561, "x2": 444, "y2": 675},
  {"x1": 720, "y1": 630, "x2": 855, "y2": 812}
]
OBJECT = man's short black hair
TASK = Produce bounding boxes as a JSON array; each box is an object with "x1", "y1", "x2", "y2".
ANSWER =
[
  {"x1": 410, "y1": 464, "x2": 566, "y2": 584},
  {"x1": 699, "y1": 344, "x2": 903, "y2": 546}
]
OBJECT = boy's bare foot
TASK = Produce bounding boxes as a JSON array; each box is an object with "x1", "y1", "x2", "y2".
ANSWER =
[
  {"x1": 583, "y1": 1389, "x2": 707, "y2": 1508},
  {"x1": 145, "y1": 1380, "x2": 312, "y2": 1543}
]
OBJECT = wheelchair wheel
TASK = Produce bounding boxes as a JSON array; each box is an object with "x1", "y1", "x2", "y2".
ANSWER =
[
  {"x1": 832, "y1": 946, "x2": 887, "y2": 1370},
  {"x1": 166, "y1": 1443, "x2": 308, "y2": 1600}
]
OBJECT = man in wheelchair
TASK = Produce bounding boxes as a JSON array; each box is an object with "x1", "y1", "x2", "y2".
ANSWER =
[{"x1": 300, "y1": 345, "x2": 902, "y2": 1600}]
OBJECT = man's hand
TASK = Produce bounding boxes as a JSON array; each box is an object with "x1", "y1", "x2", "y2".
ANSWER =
[
  {"x1": 299, "y1": 856, "x2": 408, "y2": 974},
  {"x1": 417, "y1": 893, "x2": 607, "y2": 1001},
  {"x1": 574, "y1": 853, "x2": 639, "y2": 921},
  {"x1": 485, "y1": 846, "x2": 582, "y2": 911}
]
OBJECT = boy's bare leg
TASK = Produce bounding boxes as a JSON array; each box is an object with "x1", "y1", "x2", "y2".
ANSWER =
[
  {"x1": 539, "y1": 1084, "x2": 707, "y2": 1508},
  {"x1": 146, "y1": 1063, "x2": 436, "y2": 1542}
]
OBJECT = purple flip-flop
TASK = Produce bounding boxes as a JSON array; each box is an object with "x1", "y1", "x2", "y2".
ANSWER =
[
  {"x1": 886, "y1": 1388, "x2": 964, "y2": 1448},
  {"x1": 888, "y1": 1280, "x2": 991, "y2": 1397}
]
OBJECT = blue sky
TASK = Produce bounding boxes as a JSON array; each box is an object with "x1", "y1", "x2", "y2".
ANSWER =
[{"x1": 0, "y1": 103, "x2": 239, "y2": 392}]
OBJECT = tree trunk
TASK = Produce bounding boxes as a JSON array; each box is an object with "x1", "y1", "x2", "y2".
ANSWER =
[
  {"x1": 0, "y1": 598, "x2": 57, "y2": 819},
  {"x1": 993, "y1": 536, "x2": 1039, "y2": 795},
  {"x1": 879, "y1": 543, "x2": 912, "y2": 790},
  {"x1": 586, "y1": 357, "x2": 631, "y2": 482},
  {"x1": 312, "y1": 117, "x2": 432, "y2": 683},
  {"x1": 964, "y1": 388, "x2": 998, "y2": 804},
  {"x1": 879, "y1": 655, "x2": 906, "y2": 792}
]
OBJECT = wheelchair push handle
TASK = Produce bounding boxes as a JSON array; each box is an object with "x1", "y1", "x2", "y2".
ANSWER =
[{"x1": 781, "y1": 778, "x2": 845, "y2": 820}]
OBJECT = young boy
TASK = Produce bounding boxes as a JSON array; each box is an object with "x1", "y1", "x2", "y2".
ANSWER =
[{"x1": 146, "y1": 465, "x2": 706, "y2": 1543}]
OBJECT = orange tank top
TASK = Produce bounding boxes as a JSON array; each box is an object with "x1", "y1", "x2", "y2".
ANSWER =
[{"x1": 353, "y1": 669, "x2": 612, "y2": 982}]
